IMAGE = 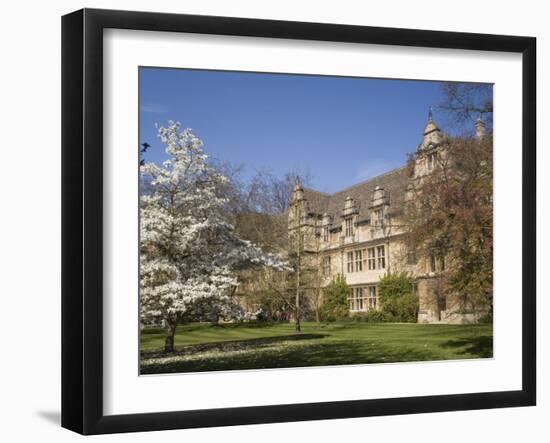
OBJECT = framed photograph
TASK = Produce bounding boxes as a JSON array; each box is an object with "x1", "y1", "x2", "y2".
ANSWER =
[{"x1": 62, "y1": 8, "x2": 536, "y2": 435}]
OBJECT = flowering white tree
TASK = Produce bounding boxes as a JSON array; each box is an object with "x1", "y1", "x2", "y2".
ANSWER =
[{"x1": 140, "y1": 121, "x2": 285, "y2": 352}]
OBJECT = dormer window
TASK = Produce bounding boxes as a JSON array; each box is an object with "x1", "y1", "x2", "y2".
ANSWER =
[
  {"x1": 345, "y1": 218, "x2": 354, "y2": 237},
  {"x1": 321, "y1": 213, "x2": 332, "y2": 242},
  {"x1": 373, "y1": 209, "x2": 383, "y2": 226}
]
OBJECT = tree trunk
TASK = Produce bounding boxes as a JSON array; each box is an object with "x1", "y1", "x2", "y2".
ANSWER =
[
  {"x1": 164, "y1": 322, "x2": 177, "y2": 353},
  {"x1": 294, "y1": 280, "x2": 302, "y2": 333},
  {"x1": 294, "y1": 204, "x2": 302, "y2": 333},
  {"x1": 295, "y1": 260, "x2": 301, "y2": 333}
]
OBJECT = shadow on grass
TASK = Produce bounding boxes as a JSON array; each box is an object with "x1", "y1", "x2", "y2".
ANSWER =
[
  {"x1": 440, "y1": 335, "x2": 493, "y2": 358},
  {"x1": 208, "y1": 322, "x2": 291, "y2": 329},
  {"x1": 141, "y1": 321, "x2": 294, "y2": 336},
  {"x1": 141, "y1": 333, "x2": 329, "y2": 359},
  {"x1": 140, "y1": 339, "x2": 442, "y2": 375}
]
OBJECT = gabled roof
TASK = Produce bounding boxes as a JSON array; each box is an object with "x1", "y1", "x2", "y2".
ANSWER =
[
  {"x1": 302, "y1": 188, "x2": 330, "y2": 216},
  {"x1": 302, "y1": 166, "x2": 410, "y2": 223}
]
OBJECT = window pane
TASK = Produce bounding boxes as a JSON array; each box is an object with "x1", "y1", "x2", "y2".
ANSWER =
[
  {"x1": 368, "y1": 247, "x2": 376, "y2": 270},
  {"x1": 355, "y1": 250, "x2": 362, "y2": 271}
]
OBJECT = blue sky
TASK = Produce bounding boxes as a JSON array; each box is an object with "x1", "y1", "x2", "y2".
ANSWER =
[{"x1": 140, "y1": 68, "x2": 450, "y2": 193}]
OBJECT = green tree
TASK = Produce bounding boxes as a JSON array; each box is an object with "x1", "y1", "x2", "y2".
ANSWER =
[
  {"x1": 378, "y1": 272, "x2": 418, "y2": 323},
  {"x1": 404, "y1": 135, "x2": 493, "y2": 316},
  {"x1": 320, "y1": 274, "x2": 350, "y2": 321},
  {"x1": 378, "y1": 272, "x2": 414, "y2": 304}
]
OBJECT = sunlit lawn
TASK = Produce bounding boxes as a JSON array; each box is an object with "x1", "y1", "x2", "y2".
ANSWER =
[{"x1": 140, "y1": 322, "x2": 493, "y2": 374}]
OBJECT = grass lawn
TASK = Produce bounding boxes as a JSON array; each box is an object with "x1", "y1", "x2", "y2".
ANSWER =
[{"x1": 140, "y1": 322, "x2": 493, "y2": 374}]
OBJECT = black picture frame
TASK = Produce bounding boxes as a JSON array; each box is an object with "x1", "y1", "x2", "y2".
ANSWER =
[{"x1": 61, "y1": 8, "x2": 536, "y2": 435}]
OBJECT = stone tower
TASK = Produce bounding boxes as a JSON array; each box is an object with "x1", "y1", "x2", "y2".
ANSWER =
[
  {"x1": 288, "y1": 178, "x2": 317, "y2": 253},
  {"x1": 414, "y1": 110, "x2": 448, "y2": 323}
]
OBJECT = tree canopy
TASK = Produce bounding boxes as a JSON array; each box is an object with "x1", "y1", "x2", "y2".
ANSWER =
[
  {"x1": 320, "y1": 274, "x2": 350, "y2": 321},
  {"x1": 140, "y1": 121, "x2": 285, "y2": 351},
  {"x1": 405, "y1": 134, "x2": 493, "y2": 315}
]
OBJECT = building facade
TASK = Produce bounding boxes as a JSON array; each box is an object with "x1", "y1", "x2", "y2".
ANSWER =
[{"x1": 287, "y1": 113, "x2": 487, "y2": 324}]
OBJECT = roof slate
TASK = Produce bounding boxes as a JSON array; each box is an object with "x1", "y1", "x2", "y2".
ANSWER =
[{"x1": 302, "y1": 166, "x2": 410, "y2": 223}]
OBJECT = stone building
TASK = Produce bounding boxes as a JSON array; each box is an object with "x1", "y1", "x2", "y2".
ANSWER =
[{"x1": 287, "y1": 112, "x2": 487, "y2": 324}]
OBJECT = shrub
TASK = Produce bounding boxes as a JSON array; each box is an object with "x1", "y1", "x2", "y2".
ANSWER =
[
  {"x1": 364, "y1": 310, "x2": 389, "y2": 323},
  {"x1": 349, "y1": 310, "x2": 390, "y2": 322},
  {"x1": 320, "y1": 274, "x2": 350, "y2": 321},
  {"x1": 378, "y1": 272, "x2": 414, "y2": 304},
  {"x1": 382, "y1": 293, "x2": 419, "y2": 322},
  {"x1": 350, "y1": 312, "x2": 367, "y2": 322},
  {"x1": 378, "y1": 272, "x2": 419, "y2": 322}
]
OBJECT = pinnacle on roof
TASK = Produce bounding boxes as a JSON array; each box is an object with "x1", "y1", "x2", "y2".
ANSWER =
[
  {"x1": 419, "y1": 107, "x2": 442, "y2": 151},
  {"x1": 293, "y1": 176, "x2": 303, "y2": 192},
  {"x1": 291, "y1": 176, "x2": 305, "y2": 203},
  {"x1": 423, "y1": 107, "x2": 440, "y2": 135},
  {"x1": 475, "y1": 116, "x2": 486, "y2": 139}
]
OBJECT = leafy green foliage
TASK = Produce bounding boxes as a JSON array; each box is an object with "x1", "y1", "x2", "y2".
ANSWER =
[
  {"x1": 363, "y1": 310, "x2": 390, "y2": 323},
  {"x1": 378, "y1": 272, "x2": 414, "y2": 304},
  {"x1": 350, "y1": 310, "x2": 390, "y2": 322},
  {"x1": 378, "y1": 272, "x2": 419, "y2": 322},
  {"x1": 320, "y1": 274, "x2": 350, "y2": 321},
  {"x1": 382, "y1": 294, "x2": 419, "y2": 323},
  {"x1": 404, "y1": 135, "x2": 493, "y2": 315}
]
